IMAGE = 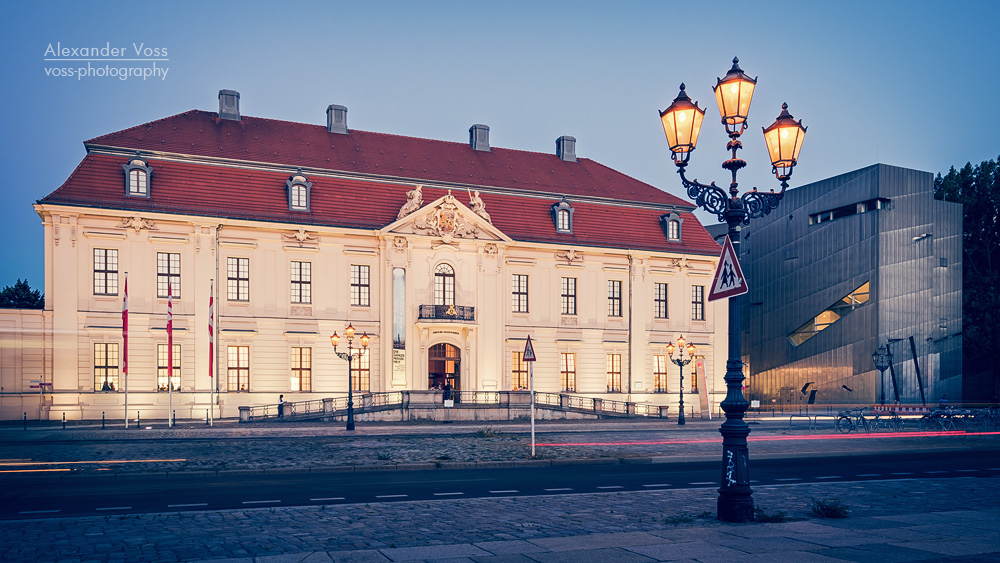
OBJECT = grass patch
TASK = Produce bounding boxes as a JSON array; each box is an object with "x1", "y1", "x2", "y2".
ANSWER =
[
  {"x1": 753, "y1": 507, "x2": 788, "y2": 523},
  {"x1": 475, "y1": 426, "x2": 498, "y2": 438},
  {"x1": 811, "y1": 498, "x2": 850, "y2": 519}
]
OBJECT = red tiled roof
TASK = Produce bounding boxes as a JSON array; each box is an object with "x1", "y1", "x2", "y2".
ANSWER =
[
  {"x1": 41, "y1": 154, "x2": 720, "y2": 256},
  {"x1": 84, "y1": 110, "x2": 689, "y2": 207}
]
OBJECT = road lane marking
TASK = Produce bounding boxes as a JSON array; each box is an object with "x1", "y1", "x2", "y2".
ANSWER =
[
  {"x1": 376, "y1": 494, "x2": 408, "y2": 498},
  {"x1": 774, "y1": 478, "x2": 802, "y2": 481},
  {"x1": 597, "y1": 486, "x2": 624, "y2": 489},
  {"x1": 96, "y1": 506, "x2": 131, "y2": 511},
  {"x1": 544, "y1": 488, "x2": 573, "y2": 492},
  {"x1": 689, "y1": 482, "x2": 715, "y2": 485},
  {"x1": 489, "y1": 490, "x2": 519, "y2": 494},
  {"x1": 924, "y1": 471, "x2": 948, "y2": 474},
  {"x1": 19, "y1": 510, "x2": 60, "y2": 514},
  {"x1": 816, "y1": 476, "x2": 841, "y2": 479},
  {"x1": 890, "y1": 472, "x2": 914, "y2": 476},
  {"x1": 642, "y1": 484, "x2": 671, "y2": 488},
  {"x1": 433, "y1": 492, "x2": 464, "y2": 496},
  {"x1": 242, "y1": 500, "x2": 280, "y2": 505},
  {"x1": 956, "y1": 469, "x2": 978, "y2": 472},
  {"x1": 856, "y1": 474, "x2": 881, "y2": 477},
  {"x1": 168, "y1": 503, "x2": 207, "y2": 508},
  {"x1": 310, "y1": 497, "x2": 345, "y2": 502},
  {"x1": 988, "y1": 468, "x2": 1000, "y2": 471}
]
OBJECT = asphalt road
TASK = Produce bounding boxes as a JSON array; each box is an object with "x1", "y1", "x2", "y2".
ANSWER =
[{"x1": 2, "y1": 449, "x2": 998, "y2": 520}]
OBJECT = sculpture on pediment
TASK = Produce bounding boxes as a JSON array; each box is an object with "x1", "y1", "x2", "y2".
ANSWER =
[
  {"x1": 120, "y1": 216, "x2": 155, "y2": 232},
  {"x1": 414, "y1": 190, "x2": 478, "y2": 244},
  {"x1": 397, "y1": 185, "x2": 423, "y2": 220},
  {"x1": 282, "y1": 229, "x2": 318, "y2": 246},
  {"x1": 556, "y1": 248, "x2": 581, "y2": 263},
  {"x1": 468, "y1": 190, "x2": 492, "y2": 224}
]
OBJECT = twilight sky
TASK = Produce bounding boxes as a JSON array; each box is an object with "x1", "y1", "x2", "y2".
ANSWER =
[{"x1": 0, "y1": 0, "x2": 996, "y2": 289}]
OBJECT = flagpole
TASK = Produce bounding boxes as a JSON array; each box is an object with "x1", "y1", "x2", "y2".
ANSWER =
[
  {"x1": 209, "y1": 279, "x2": 214, "y2": 427},
  {"x1": 123, "y1": 272, "x2": 128, "y2": 429},
  {"x1": 167, "y1": 282, "x2": 173, "y2": 428}
]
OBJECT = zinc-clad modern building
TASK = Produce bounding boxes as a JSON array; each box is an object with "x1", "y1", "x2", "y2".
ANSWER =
[{"x1": 710, "y1": 164, "x2": 963, "y2": 409}]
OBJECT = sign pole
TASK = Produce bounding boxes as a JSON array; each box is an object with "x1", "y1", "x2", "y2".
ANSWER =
[{"x1": 523, "y1": 336, "x2": 537, "y2": 458}]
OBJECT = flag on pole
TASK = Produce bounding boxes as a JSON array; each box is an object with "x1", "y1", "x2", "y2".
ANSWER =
[
  {"x1": 167, "y1": 282, "x2": 173, "y2": 387},
  {"x1": 208, "y1": 280, "x2": 214, "y2": 380},
  {"x1": 122, "y1": 274, "x2": 128, "y2": 380}
]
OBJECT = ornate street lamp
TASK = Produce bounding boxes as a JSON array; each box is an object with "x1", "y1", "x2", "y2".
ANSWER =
[
  {"x1": 331, "y1": 323, "x2": 370, "y2": 431},
  {"x1": 666, "y1": 336, "x2": 697, "y2": 426},
  {"x1": 872, "y1": 344, "x2": 893, "y2": 406},
  {"x1": 659, "y1": 57, "x2": 806, "y2": 523}
]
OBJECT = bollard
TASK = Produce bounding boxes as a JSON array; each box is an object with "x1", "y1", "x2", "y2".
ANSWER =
[
  {"x1": 172, "y1": 409, "x2": 176, "y2": 427},
  {"x1": 206, "y1": 409, "x2": 209, "y2": 426},
  {"x1": 102, "y1": 411, "x2": 106, "y2": 429},
  {"x1": 23, "y1": 412, "x2": 27, "y2": 430},
  {"x1": 137, "y1": 411, "x2": 140, "y2": 427},
  {"x1": 62, "y1": 412, "x2": 66, "y2": 429}
]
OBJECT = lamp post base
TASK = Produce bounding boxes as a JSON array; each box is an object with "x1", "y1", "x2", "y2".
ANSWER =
[{"x1": 717, "y1": 492, "x2": 754, "y2": 522}]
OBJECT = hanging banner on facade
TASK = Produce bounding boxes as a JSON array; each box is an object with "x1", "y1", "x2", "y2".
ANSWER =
[
  {"x1": 392, "y1": 268, "x2": 406, "y2": 385},
  {"x1": 708, "y1": 235, "x2": 747, "y2": 301},
  {"x1": 696, "y1": 357, "x2": 711, "y2": 419}
]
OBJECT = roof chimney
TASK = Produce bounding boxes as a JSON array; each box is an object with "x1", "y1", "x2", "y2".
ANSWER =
[
  {"x1": 469, "y1": 124, "x2": 490, "y2": 152},
  {"x1": 218, "y1": 89, "x2": 241, "y2": 121},
  {"x1": 327, "y1": 104, "x2": 348, "y2": 134},
  {"x1": 556, "y1": 136, "x2": 577, "y2": 162}
]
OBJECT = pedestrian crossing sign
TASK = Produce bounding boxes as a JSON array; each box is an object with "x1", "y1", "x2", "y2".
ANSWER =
[
  {"x1": 523, "y1": 335, "x2": 536, "y2": 362},
  {"x1": 708, "y1": 235, "x2": 748, "y2": 301}
]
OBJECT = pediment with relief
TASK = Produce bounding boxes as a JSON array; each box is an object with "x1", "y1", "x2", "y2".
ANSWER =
[{"x1": 384, "y1": 190, "x2": 511, "y2": 244}]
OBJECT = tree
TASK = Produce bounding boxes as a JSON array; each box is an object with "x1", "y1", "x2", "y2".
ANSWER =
[
  {"x1": 935, "y1": 156, "x2": 1000, "y2": 400},
  {"x1": 0, "y1": 279, "x2": 44, "y2": 309}
]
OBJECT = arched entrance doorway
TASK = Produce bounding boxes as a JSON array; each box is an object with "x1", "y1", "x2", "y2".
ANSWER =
[{"x1": 428, "y1": 343, "x2": 460, "y2": 393}]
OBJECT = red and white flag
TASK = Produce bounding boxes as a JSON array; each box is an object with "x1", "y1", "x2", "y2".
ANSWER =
[
  {"x1": 167, "y1": 282, "x2": 173, "y2": 388},
  {"x1": 122, "y1": 273, "x2": 128, "y2": 379},
  {"x1": 208, "y1": 280, "x2": 214, "y2": 379}
]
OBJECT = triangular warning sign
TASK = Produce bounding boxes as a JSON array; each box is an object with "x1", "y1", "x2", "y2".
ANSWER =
[
  {"x1": 708, "y1": 235, "x2": 748, "y2": 302},
  {"x1": 523, "y1": 335, "x2": 537, "y2": 362}
]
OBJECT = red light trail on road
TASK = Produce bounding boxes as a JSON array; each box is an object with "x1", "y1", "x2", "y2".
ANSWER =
[{"x1": 535, "y1": 431, "x2": 1000, "y2": 447}]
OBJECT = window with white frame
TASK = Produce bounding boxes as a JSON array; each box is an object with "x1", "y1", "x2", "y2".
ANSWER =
[
  {"x1": 157, "y1": 252, "x2": 181, "y2": 298},
  {"x1": 228, "y1": 345, "x2": 250, "y2": 391},
  {"x1": 560, "y1": 352, "x2": 576, "y2": 392},
  {"x1": 511, "y1": 274, "x2": 529, "y2": 313},
  {"x1": 351, "y1": 265, "x2": 370, "y2": 306},
  {"x1": 123, "y1": 156, "x2": 152, "y2": 197},
  {"x1": 434, "y1": 263, "x2": 455, "y2": 306},
  {"x1": 350, "y1": 349, "x2": 370, "y2": 391},
  {"x1": 561, "y1": 277, "x2": 577, "y2": 315},
  {"x1": 654, "y1": 283, "x2": 668, "y2": 319},
  {"x1": 93, "y1": 248, "x2": 119, "y2": 295},
  {"x1": 290, "y1": 261, "x2": 311, "y2": 304},
  {"x1": 512, "y1": 351, "x2": 528, "y2": 390},
  {"x1": 286, "y1": 171, "x2": 312, "y2": 211},
  {"x1": 94, "y1": 343, "x2": 119, "y2": 391},
  {"x1": 607, "y1": 280, "x2": 622, "y2": 317},
  {"x1": 157, "y1": 344, "x2": 180, "y2": 391},
  {"x1": 607, "y1": 353, "x2": 622, "y2": 392},
  {"x1": 691, "y1": 285, "x2": 705, "y2": 321},
  {"x1": 227, "y1": 257, "x2": 249, "y2": 301},
  {"x1": 654, "y1": 354, "x2": 668, "y2": 392},
  {"x1": 291, "y1": 347, "x2": 312, "y2": 391}
]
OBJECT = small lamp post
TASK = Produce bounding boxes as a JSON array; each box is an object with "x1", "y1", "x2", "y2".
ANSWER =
[
  {"x1": 667, "y1": 336, "x2": 697, "y2": 425},
  {"x1": 872, "y1": 344, "x2": 893, "y2": 406},
  {"x1": 331, "y1": 324, "x2": 370, "y2": 431},
  {"x1": 659, "y1": 57, "x2": 806, "y2": 523}
]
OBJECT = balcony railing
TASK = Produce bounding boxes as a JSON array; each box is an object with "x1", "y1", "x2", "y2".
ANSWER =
[{"x1": 418, "y1": 304, "x2": 475, "y2": 321}]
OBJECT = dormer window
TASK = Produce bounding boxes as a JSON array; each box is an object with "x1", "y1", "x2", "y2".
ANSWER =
[
  {"x1": 286, "y1": 170, "x2": 313, "y2": 211},
  {"x1": 123, "y1": 155, "x2": 152, "y2": 197},
  {"x1": 660, "y1": 211, "x2": 683, "y2": 242},
  {"x1": 551, "y1": 197, "x2": 574, "y2": 234}
]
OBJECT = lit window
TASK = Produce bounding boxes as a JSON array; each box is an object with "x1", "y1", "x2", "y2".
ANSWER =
[
  {"x1": 157, "y1": 252, "x2": 181, "y2": 298},
  {"x1": 607, "y1": 353, "x2": 622, "y2": 392},
  {"x1": 512, "y1": 274, "x2": 529, "y2": 313},
  {"x1": 228, "y1": 345, "x2": 250, "y2": 391},
  {"x1": 561, "y1": 352, "x2": 576, "y2": 392},
  {"x1": 93, "y1": 248, "x2": 119, "y2": 295},
  {"x1": 227, "y1": 257, "x2": 249, "y2": 301},
  {"x1": 789, "y1": 282, "x2": 870, "y2": 346},
  {"x1": 291, "y1": 347, "x2": 312, "y2": 391},
  {"x1": 654, "y1": 354, "x2": 668, "y2": 392},
  {"x1": 434, "y1": 263, "x2": 455, "y2": 306},
  {"x1": 551, "y1": 197, "x2": 574, "y2": 233},
  {"x1": 512, "y1": 351, "x2": 528, "y2": 390},
  {"x1": 157, "y1": 344, "x2": 180, "y2": 391},
  {"x1": 691, "y1": 285, "x2": 705, "y2": 321},
  {"x1": 291, "y1": 261, "x2": 311, "y2": 304},
  {"x1": 689, "y1": 356, "x2": 701, "y2": 394},
  {"x1": 286, "y1": 171, "x2": 312, "y2": 211},
  {"x1": 607, "y1": 280, "x2": 622, "y2": 317},
  {"x1": 351, "y1": 265, "x2": 370, "y2": 306},
  {"x1": 350, "y1": 349, "x2": 370, "y2": 391},
  {"x1": 561, "y1": 277, "x2": 577, "y2": 315},
  {"x1": 94, "y1": 343, "x2": 119, "y2": 391},
  {"x1": 654, "y1": 283, "x2": 668, "y2": 319},
  {"x1": 123, "y1": 155, "x2": 152, "y2": 197}
]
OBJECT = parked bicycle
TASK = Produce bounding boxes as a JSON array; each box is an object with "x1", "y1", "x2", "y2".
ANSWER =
[
  {"x1": 870, "y1": 409, "x2": 904, "y2": 432},
  {"x1": 835, "y1": 408, "x2": 870, "y2": 434}
]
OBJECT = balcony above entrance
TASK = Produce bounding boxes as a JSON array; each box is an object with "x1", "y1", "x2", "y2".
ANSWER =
[{"x1": 419, "y1": 304, "x2": 475, "y2": 322}]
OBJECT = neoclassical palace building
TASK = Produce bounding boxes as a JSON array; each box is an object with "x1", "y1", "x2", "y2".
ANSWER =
[{"x1": 3, "y1": 91, "x2": 729, "y2": 420}]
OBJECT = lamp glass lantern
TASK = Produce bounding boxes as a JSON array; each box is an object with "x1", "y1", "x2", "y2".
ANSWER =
[
  {"x1": 713, "y1": 58, "x2": 757, "y2": 136},
  {"x1": 762, "y1": 103, "x2": 807, "y2": 181},
  {"x1": 659, "y1": 84, "x2": 706, "y2": 165}
]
